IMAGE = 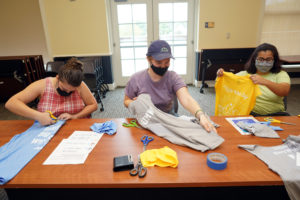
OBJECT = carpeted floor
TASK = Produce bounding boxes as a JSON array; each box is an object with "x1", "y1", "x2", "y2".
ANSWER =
[{"x1": 1, "y1": 84, "x2": 300, "y2": 120}]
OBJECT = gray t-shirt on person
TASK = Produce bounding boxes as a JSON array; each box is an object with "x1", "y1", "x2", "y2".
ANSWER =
[{"x1": 125, "y1": 69, "x2": 186, "y2": 113}]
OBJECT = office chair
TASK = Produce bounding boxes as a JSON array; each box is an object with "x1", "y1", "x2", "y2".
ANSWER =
[
  {"x1": 82, "y1": 59, "x2": 104, "y2": 112},
  {"x1": 93, "y1": 57, "x2": 108, "y2": 98},
  {"x1": 45, "y1": 61, "x2": 64, "y2": 77},
  {"x1": 284, "y1": 96, "x2": 287, "y2": 111},
  {"x1": 168, "y1": 96, "x2": 179, "y2": 116}
]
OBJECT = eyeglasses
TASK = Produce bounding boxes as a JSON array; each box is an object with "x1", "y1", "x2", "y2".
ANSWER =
[{"x1": 256, "y1": 57, "x2": 274, "y2": 62}]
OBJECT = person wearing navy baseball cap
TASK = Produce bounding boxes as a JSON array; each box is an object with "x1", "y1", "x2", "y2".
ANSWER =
[
  {"x1": 146, "y1": 40, "x2": 174, "y2": 61},
  {"x1": 145, "y1": 40, "x2": 174, "y2": 76},
  {"x1": 124, "y1": 40, "x2": 216, "y2": 133}
]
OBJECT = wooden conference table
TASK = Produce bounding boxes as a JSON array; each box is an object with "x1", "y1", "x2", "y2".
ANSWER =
[{"x1": 0, "y1": 116, "x2": 299, "y2": 190}]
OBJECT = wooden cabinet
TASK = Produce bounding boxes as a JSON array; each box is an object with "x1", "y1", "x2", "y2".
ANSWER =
[
  {"x1": 0, "y1": 77, "x2": 25, "y2": 101},
  {"x1": 0, "y1": 55, "x2": 45, "y2": 101}
]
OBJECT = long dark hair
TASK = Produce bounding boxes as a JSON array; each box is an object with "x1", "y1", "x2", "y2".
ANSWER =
[
  {"x1": 245, "y1": 43, "x2": 282, "y2": 74},
  {"x1": 58, "y1": 58, "x2": 84, "y2": 87}
]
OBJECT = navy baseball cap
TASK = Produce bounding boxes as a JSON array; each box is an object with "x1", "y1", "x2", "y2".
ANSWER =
[{"x1": 146, "y1": 40, "x2": 174, "y2": 61}]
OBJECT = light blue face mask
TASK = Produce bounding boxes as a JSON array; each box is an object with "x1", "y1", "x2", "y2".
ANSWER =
[{"x1": 255, "y1": 59, "x2": 274, "y2": 73}]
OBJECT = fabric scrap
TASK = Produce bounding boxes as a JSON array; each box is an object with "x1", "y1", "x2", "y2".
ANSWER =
[
  {"x1": 236, "y1": 121, "x2": 280, "y2": 138},
  {"x1": 140, "y1": 146, "x2": 178, "y2": 168},
  {"x1": 259, "y1": 121, "x2": 283, "y2": 131},
  {"x1": 90, "y1": 121, "x2": 117, "y2": 135}
]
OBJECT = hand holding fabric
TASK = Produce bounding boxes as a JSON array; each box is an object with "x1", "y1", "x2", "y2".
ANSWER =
[
  {"x1": 58, "y1": 113, "x2": 74, "y2": 120},
  {"x1": 250, "y1": 74, "x2": 268, "y2": 85},
  {"x1": 216, "y1": 68, "x2": 224, "y2": 77},
  {"x1": 199, "y1": 113, "x2": 217, "y2": 133}
]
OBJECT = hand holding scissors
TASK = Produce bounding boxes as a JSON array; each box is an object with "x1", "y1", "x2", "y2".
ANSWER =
[
  {"x1": 141, "y1": 135, "x2": 154, "y2": 151},
  {"x1": 46, "y1": 110, "x2": 57, "y2": 123},
  {"x1": 130, "y1": 155, "x2": 147, "y2": 178},
  {"x1": 264, "y1": 117, "x2": 296, "y2": 125},
  {"x1": 122, "y1": 120, "x2": 142, "y2": 129}
]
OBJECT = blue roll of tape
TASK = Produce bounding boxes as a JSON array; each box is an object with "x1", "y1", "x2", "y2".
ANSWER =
[{"x1": 207, "y1": 153, "x2": 228, "y2": 170}]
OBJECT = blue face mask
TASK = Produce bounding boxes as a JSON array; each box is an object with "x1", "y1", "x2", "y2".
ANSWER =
[{"x1": 255, "y1": 59, "x2": 274, "y2": 73}]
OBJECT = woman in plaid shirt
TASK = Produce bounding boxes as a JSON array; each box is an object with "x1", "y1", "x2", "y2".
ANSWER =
[{"x1": 5, "y1": 58, "x2": 98, "y2": 126}]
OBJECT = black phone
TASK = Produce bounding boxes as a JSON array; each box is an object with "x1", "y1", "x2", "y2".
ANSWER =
[{"x1": 113, "y1": 155, "x2": 134, "y2": 172}]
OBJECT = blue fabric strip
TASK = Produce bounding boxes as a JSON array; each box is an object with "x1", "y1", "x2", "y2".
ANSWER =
[{"x1": 0, "y1": 120, "x2": 65, "y2": 185}]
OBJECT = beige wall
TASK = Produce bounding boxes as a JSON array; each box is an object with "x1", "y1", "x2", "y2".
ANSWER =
[
  {"x1": 197, "y1": 0, "x2": 264, "y2": 50},
  {"x1": 0, "y1": 0, "x2": 49, "y2": 62},
  {"x1": 40, "y1": 0, "x2": 111, "y2": 58},
  {"x1": 0, "y1": 0, "x2": 266, "y2": 63},
  {"x1": 260, "y1": 0, "x2": 300, "y2": 56}
]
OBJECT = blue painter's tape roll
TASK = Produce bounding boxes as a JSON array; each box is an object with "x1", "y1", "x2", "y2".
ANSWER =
[{"x1": 207, "y1": 153, "x2": 228, "y2": 170}]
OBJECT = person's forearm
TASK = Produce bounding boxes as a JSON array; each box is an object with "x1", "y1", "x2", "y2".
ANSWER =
[
  {"x1": 5, "y1": 98, "x2": 42, "y2": 121},
  {"x1": 72, "y1": 104, "x2": 98, "y2": 119},
  {"x1": 180, "y1": 95, "x2": 204, "y2": 117},
  {"x1": 263, "y1": 80, "x2": 290, "y2": 96},
  {"x1": 177, "y1": 88, "x2": 204, "y2": 117},
  {"x1": 179, "y1": 93, "x2": 215, "y2": 132}
]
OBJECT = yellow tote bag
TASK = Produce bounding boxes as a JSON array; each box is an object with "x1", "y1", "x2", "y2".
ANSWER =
[{"x1": 215, "y1": 72, "x2": 261, "y2": 116}]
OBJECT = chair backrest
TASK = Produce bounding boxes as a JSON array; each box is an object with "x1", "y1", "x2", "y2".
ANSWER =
[
  {"x1": 80, "y1": 58, "x2": 104, "y2": 91},
  {"x1": 173, "y1": 96, "x2": 179, "y2": 114},
  {"x1": 284, "y1": 96, "x2": 287, "y2": 111},
  {"x1": 81, "y1": 59, "x2": 95, "y2": 74},
  {"x1": 46, "y1": 61, "x2": 64, "y2": 73},
  {"x1": 83, "y1": 73, "x2": 96, "y2": 91}
]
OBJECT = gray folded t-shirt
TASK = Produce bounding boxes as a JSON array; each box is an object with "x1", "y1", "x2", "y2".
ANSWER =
[{"x1": 128, "y1": 94, "x2": 224, "y2": 152}]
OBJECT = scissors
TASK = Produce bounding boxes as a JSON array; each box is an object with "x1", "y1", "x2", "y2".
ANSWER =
[
  {"x1": 130, "y1": 155, "x2": 147, "y2": 178},
  {"x1": 46, "y1": 110, "x2": 58, "y2": 122},
  {"x1": 141, "y1": 135, "x2": 154, "y2": 151},
  {"x1": 264, "y1": 117, "x2": 296, "y2": 125},
  {"x1": 122, "y1": 120, "x2": 142, "y2": 129},
  {"x1": 130, "y1": 135, "x2": 154, "y2": 178}
]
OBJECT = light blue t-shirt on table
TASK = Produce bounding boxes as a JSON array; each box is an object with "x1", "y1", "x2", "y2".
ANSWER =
[
  {"x1": 125, "y1": 69, "x2": 186, "y2": 113},
  {"x1": 0, "y1": 120, "x2": 65, "y2": 185}
]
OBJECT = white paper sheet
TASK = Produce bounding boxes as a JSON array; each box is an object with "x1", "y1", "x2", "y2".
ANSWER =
[{"x1": 43, "y1": 131, "x2": 103, "y2": 165}]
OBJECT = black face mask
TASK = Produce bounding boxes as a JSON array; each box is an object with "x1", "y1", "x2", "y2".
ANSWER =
[
  {"x1": 151, "y1": 64, "x2": 169, "y2": 76},
  {"x1": 56, "y1": 87, "x2": 72, "y2": 97}
]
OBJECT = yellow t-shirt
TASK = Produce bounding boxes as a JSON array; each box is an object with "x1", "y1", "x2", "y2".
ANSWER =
[
  {"x1": 236, "y1": 70, "x2": 290, "y2": 115},
  {"x1": 215, "y1": 72, "x2": 261, "y2": 116}
]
